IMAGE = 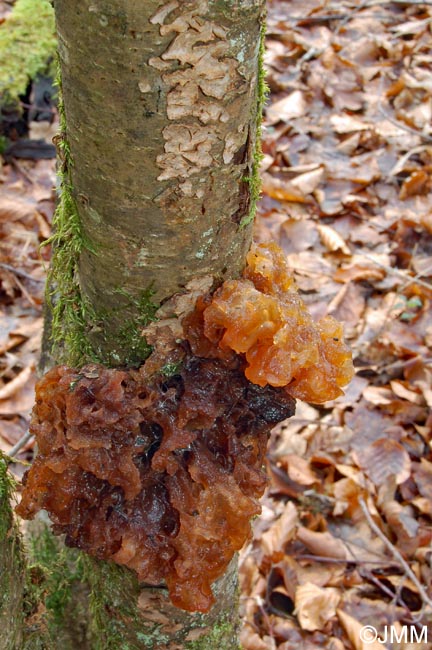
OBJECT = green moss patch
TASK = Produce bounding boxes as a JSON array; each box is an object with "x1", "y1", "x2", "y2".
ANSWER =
[{"x1": 0, "y1": 0, "x2": 56, "y2": 102}]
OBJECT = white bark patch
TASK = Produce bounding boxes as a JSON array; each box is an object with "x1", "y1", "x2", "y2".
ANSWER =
[
  {"x1": 157, "y1": 124, "x2": 218, "y2": 181},
  {"x1": 138, "y1": 81, "x2": 152, "y2": 93},
  {"x1": 150, "y1": 0, "x2": 247, "y2": 181},
  {"x1": 149, "y1": 1, "x2": 179, "y2": 25}
]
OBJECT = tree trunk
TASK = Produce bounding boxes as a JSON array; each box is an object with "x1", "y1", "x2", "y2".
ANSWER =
[
  {"x1": 51, "y1": 0, "x2": 265, "y2": 367},
  {"x1": 39, "y1": 1, "x2": 266, "y2": 648},
  {"x1": 0, "y1": 461, "x2": 25, "y2": 650}
]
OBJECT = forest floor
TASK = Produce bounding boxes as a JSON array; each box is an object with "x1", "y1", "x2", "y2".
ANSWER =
[{"x1": 1, "y1": 1, "x2": 432, "y2": 649}]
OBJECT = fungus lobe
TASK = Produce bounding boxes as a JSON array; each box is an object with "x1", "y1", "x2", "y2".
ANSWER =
[{"x1": 17, "y1": 242, "x2": 353, "y2": 612}]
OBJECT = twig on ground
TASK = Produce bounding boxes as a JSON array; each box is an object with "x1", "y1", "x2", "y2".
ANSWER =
[
  {"x1": 378, "y1": 104, "x2": 432, "y2": 143},
  {"x1": 359, "y1": 497, "x2": 432, "y2": 611},
  {"x1": 8, "y1": 430, "x2": 33, "y2": 459},
  {"x1": 0, "y1": 262, "x2": 45, "y2": 283},
  {"x1": 388, "y1": 145, "x2": 432, "y2": 177},
  {"x1": 362, "y1": 253, "x2": 432, "y2": 292},
  {"x1": 294, "y1": 553, "x2": 398, "y2": 566}
]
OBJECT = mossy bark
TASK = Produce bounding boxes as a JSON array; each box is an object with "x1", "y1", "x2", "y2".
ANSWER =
[
  {"x1": 54, "y1": 0, "x2": 265, "y2": 366},
  {"x1": 0, "y1": 460, "x2": 25, "y2": 650},
  {"x1": 0, "y1": 461, "x2": 55, "y2": 650},
  {"x1": 38, "y1": 0, "x2": 267, "y2": 647}
]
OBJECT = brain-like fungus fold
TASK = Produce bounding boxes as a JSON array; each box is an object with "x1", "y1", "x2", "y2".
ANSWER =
[
  {"x1": 198, "y1": 242, "x2": 354, "y2": 403},
  {"x1": 16, "y1": 242, "x2": 353, "y2": 613},
  {"x1": 16, "y1": 359, "x2": 295, "y2": 612}
]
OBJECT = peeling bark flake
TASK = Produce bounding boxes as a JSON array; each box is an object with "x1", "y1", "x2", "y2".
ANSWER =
[{"x1": 150, "y1": 0, "x2": 247, "y2": 181}]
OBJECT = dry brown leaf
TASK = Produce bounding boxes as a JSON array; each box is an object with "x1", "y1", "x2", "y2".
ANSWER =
[
  {"x1": 260, "y1": 501, "x2": 298, "y2": 558},
  {"x1": 390, "y1": 380, "x2": 424, "y2": 405},
  {"x1": 336, "y1": 266, "x2": 387, "y2": 284},
  {"x1": 404, "y1": 362, "x2": 432, "y2": 408},
  {"x1": 355, "y1": 438, "x2": 411, "y2": 486},
  {"x1": 316, "y1": 224, "x2": 350, "y2": 255},
  {"x1": 266, "y1": 90, "x2": 306, "y2": 124},
  {"x1": 362, "y1": 386, "x2": 393, "y2": 406},
  {"x1": 290, "y1": 166, "x2": 324, "y2": 195},
  {"x1": 0, "y1": 417, "x2": 27, "y2": 446},
  {"x1": 337, "y1": 609, "x2": 382, "y2": 650},
  {"x1": 412, "y1": 497, "x2": 432, "y2": 516},
  {"x1": 380, "y1": 499, "x2": 420, "y2": 554},
  {"x1": 400, "y1": 170, "x2": 431, "y2": 200},
  {"x1": 239, "y1": 629, "x2": 273, "y2": 650},
  {"x1": 332, "y1": 478, "x2": 362, "y2": 516},
  {"x1": 0, "y1": 373, "x2": 35, "y2": 416},
  {"x1": 330, "y1": 114, "x2": 370, "y2": 134},
  {"x1": 412, "y1": 459, "x2": 432, "y2": 500},
  {"x1": 0, "y1": 195, "x2": 38, "y2": 223},
  {"x1": 281, "y1": 454, "x2": 318, "y2": 486},
  {"x1": 296, "y1": 527, "x2": 354, "y2": 561},
  {"x1": 294, "y1": 583, "x2": 340, "y2": 632},
  {"x1": 261, "y1": 173, "x2": 307, "y2": 203},
  {"x1": 0, "y1": 334, "x2": 26, "y2": 356},
  {"x1": 280, "y1": 219, "x2": 319, "y2": 253},
  {"x1": 0, "y1": 366, "x2": 33, "y2": 400}
]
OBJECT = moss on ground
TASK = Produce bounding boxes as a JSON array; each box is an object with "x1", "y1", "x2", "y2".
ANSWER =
[{"x1": 0, "y1": 0, "x2": 56, "y2": 102}]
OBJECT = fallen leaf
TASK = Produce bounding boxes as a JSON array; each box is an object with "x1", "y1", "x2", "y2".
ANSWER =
[
  {"x1": 355, "y1": 438, "x2": 411, "y2": 486},
  {"x1": 0, "y1": 366, "x2": 34, "y2": 400},
  {"x1": 330, "y1": 114, "x2": 370, "y2": 134},
  {"x1": 294, "y1": 583, "x2": 340, "y2": 631},
  {"x1": 290, "y1": 166, "x2": 324, "y2": 195},
  {"x1": 296, "y1": 527, "x2": 354, "y2": 561},
  {"x1": 390, "y1": 380, "x2": 424, "y2": 405},
  {"x1": 337, "y1": 609, "x2": 382, "y2": 650},
  {"x1": 266, "y1": 90, "x2": 306, "y2": 124},
  {"x1": 317, "y1": 223, "x2": 350, "y2": 255},
  {"x1": 261, "y1": 501, "x2": 298, "y2": 559},
  {"x1": 0, "y1": 195, "x2": 39, "y2": 223},
  {"x1": 261, "y1": 172, "x2": 307, "y2": 203}
]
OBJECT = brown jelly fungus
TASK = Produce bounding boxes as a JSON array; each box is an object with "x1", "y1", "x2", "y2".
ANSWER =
[
  {"x1": 17, "y1": 359, "x2": 295, "y2": 612},
  {"x1": 17, "y1": 242, "x2": 353, "y2": 612}
]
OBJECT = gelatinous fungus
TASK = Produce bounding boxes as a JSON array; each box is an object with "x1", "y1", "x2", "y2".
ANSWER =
[
  {"x1": 16, "y1": 359, "x2": 295, "y2": 613},
  {"x1": 17, "y1": 242, "x2": 353, "y2": 613},
  {"x1": 199, "y1": 242, "x2": 354, "y2": 403}
]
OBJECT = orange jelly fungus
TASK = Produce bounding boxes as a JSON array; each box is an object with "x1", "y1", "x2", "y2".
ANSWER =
[
  {"x1": 16, "y1": 359, "x2": 295, "y2": 612},
  {"x1": 202, "y1": 242, "x2": 354, "y2": 403},
  {"x1": 16, "y1": 241, "x2": 353, "y2": 613}
]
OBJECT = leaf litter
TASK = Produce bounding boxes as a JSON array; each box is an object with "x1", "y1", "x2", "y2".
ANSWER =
[
  {"x1": 0, "y1": 0, "x2": 431, "y2": 645},
  {"x1": 240, "y1": 0, "x2": 432, "y2": 647}
]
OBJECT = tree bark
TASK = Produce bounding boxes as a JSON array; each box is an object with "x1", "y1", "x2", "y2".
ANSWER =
[
  {"x1": 42, "y1": 1, "x2": 266, "y2": 648},
  {"x1": 0, "y1": 461, "x2": 25, "y2": 650},
  {"x1": 55, "y1": 0, "x2": 265, "y2": 366}
]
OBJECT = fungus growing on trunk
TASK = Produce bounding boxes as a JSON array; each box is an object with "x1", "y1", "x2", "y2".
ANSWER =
[{"x1": 16, "y1": 243, "x2": 354, "y2": 613}]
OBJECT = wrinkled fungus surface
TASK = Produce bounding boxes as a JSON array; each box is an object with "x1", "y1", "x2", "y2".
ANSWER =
[
  {"x1": 199, "y1": 243, "x2": 354, "y2": 403},
  {"x1": 17, "y1": 242, "x2": 353, "y2": 612},
  {"x1": 17, "y1": 359, "x2": 295, "y2": 612}
]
